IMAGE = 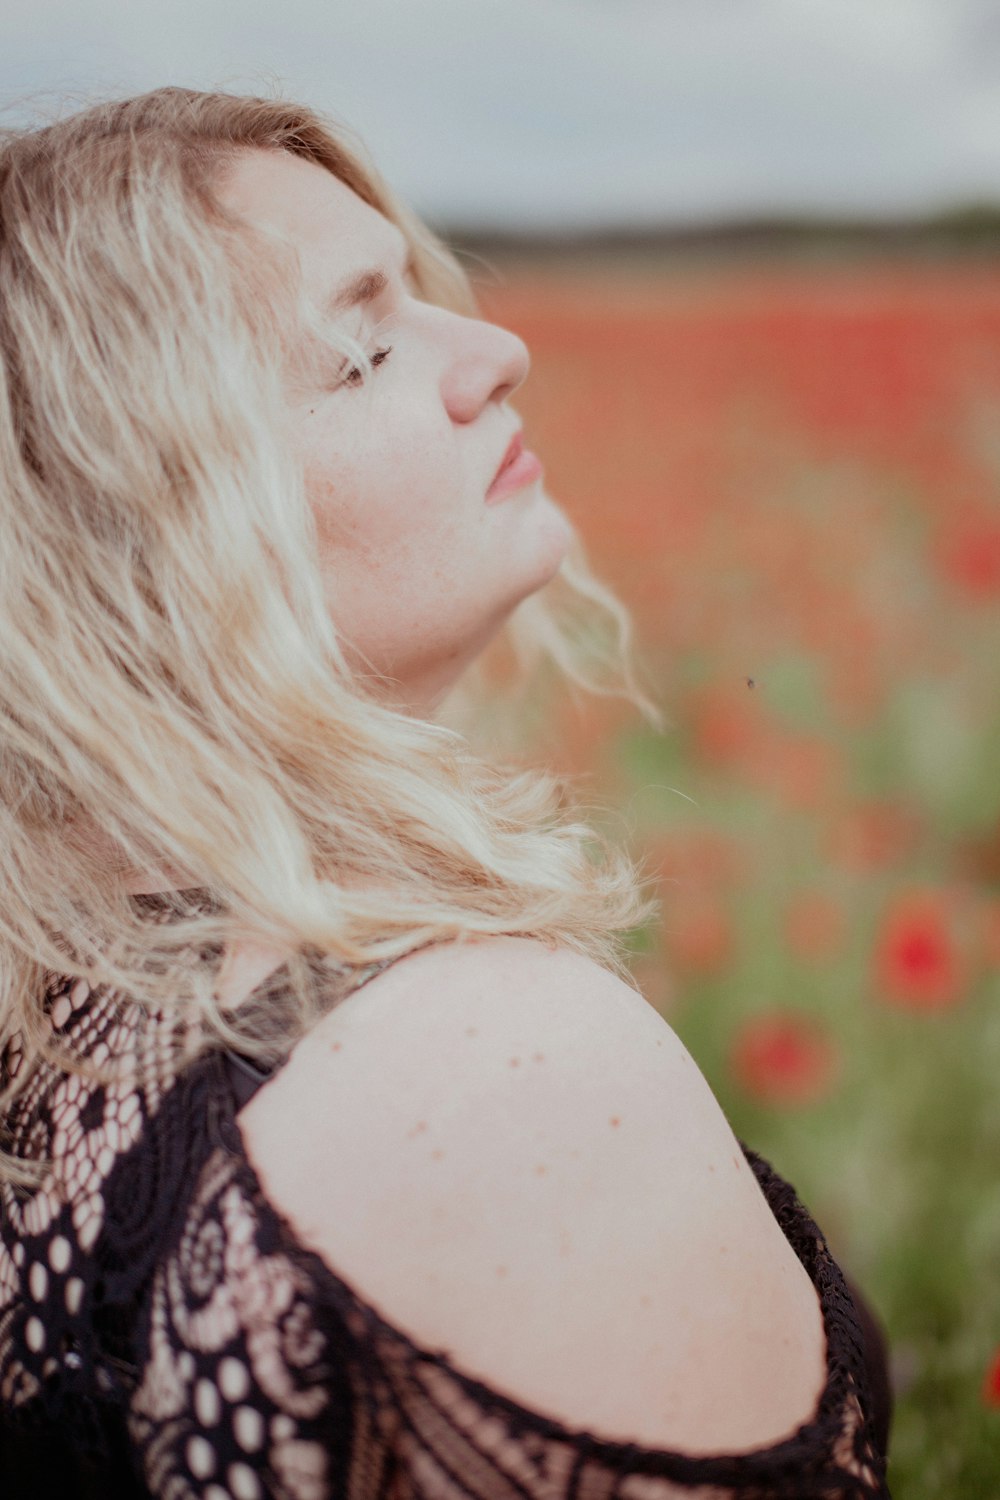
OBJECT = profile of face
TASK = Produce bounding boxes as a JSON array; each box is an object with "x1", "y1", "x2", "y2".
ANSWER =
[{"x1": 218, "y1": 151, "x2": 574, "y2": 714}]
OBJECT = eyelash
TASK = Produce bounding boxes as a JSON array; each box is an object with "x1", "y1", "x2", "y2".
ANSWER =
[{"x1": 340, "y1": 345, "x2": 394, "y2": 388}]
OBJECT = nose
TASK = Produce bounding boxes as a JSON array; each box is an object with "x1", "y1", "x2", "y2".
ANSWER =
[{"x1": 438, "y1": 313, "x2": 530, "y2": 425}]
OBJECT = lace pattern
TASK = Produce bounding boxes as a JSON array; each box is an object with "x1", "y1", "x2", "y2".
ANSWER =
[{"x1": 0, "y1": 925, "x2": 890, "y2": 1499}]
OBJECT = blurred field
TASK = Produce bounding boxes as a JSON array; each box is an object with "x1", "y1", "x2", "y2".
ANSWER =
[{"x1": 476, "y1": 251, "x2": 1000, "y2": 1498}]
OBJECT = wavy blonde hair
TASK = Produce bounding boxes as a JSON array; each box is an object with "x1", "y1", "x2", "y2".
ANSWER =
[{"x1": 0, "y1": 86, "x2": 657, "y2": 1175}]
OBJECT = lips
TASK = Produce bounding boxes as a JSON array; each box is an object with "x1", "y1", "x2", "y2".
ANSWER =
[{"x1": 489, "y1": 430, "x2": 524, "y2": 492}]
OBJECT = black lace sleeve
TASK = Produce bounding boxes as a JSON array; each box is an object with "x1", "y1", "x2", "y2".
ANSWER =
[
  {"x1": 1, "y1": 974, "x2": 890, "y2": 1500},
  {"x1": 126, "y1": 1056, "x2": 889, "y2": 1499}
]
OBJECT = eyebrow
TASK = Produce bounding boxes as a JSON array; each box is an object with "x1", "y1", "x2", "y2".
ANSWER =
[{"x1": 323, "y1": 244, "x2": 417, "y2": 317}]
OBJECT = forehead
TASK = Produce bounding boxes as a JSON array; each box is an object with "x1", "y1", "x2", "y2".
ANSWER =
[{"x1": 218, "y1": 148, "x2": 406, "y2": 290}]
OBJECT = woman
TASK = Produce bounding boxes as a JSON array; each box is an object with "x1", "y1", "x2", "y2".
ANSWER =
[{"x1": 0, "y1": 88, "x2": 890, "y2": 1497}]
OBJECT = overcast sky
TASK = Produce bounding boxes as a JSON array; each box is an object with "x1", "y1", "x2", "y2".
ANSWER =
[{"x1": 3, "y1": 0, "x2": 999, "y2": 230}]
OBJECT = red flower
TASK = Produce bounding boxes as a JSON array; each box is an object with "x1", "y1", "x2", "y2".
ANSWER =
[
  {"x1": 982, "y1": 1349, "x2": 1000, "y2": 1409},
  {"x1": 874, "y1": 889, "x2": 965, "y2": 1011},
  {"x1": 785, "y1": 891, "x2": 845, "y2": 963},
  {"x1": 936, "y1": 513, "x2": 1000, "y2": 600},
  {"x1": 730, "y1": 1013, "x2": 840, "y2": 1109},
  {"x1": 827, "y1": 802, "x2": 921, "y2": 873},
  {"x1": 752, "y1": 731, "x2": 842, "y2": 812},
  {"x1": 664, "y1": 891, "x2": 734, "y2": 977},
  {"x1": 690, "y1": 687, "x2": 762, "y2": 768},
  {"x1": 648, "y1": 829, "x2": 745, "y2": 889}
]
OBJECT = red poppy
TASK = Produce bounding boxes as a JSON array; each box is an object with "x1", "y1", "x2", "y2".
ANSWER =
[
  {"x1": 935, "y1": 513, "x2": 1000, "y2": 600},
  {"x1": 982, "y1": 1349, "x2": 1000, "y2": 1409},
  {"x1": 785, "y1": 891, "x2": 846, "y2": 963},
  {"x1": 874, "y1": 889, "x2": 965, "y2": 1011},
  {"x1": 730, "y1": 1013, "x2": 841, "y2": 1108},
  {"x1": 827, "y1": 802, "x2": 921, "y2": 873},
  {"x1": 664, "y1": 891, "x2": 734, "y2": 977},
  {"x1": 690, "y1": 687, "x2": 763, "y2": 769},
  {"x1": 753, "y1": 731, "x2": 842, "y2": 812},
  {"x1": 648, "y1": 828, "x2": 745, "y2": 890}
]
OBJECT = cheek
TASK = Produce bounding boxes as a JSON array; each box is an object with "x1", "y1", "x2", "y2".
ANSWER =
[
  {"x1": 307, "y1": 431, "x2": 464, "y2": 566},
  {"x1": 305, "y1": 441, "x2": 395, "y2": 560}
]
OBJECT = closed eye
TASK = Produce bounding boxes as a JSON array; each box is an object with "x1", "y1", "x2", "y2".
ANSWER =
[{"x1": 340, "y1": 345, "x2": 394, "y2": 389}]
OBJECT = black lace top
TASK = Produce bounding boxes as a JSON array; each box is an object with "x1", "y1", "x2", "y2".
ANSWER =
[{"x1": 0, "y1": 894, "x2": 891, "y2": 1499}]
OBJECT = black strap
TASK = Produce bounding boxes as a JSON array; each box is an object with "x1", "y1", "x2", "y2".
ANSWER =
[
  {"x1": 222, "y1": 1046, "x2": 274, "y2": 1110},
  {"x1": 220, "y1": 952, "x2": 402, "y2": 1111}
]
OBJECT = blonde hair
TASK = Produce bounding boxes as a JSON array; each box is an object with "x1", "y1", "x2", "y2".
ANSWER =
[{"x1": 0, "y1": 87, "x2": 657, "y2": 1177}]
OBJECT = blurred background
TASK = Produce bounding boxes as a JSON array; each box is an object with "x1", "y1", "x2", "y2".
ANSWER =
[{"x1": 4, "y1": 3, "x2": 1000, "y2": 1492}]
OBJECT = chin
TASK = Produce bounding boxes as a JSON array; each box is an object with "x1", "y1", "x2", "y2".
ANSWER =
[{"x1": 526, "y1": 489, "x2": 575, "y2": 585}]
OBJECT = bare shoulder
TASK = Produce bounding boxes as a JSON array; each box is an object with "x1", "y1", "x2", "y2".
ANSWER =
[{"x1": 239, "y1": 937, "x2": 826, "y2": 1453}]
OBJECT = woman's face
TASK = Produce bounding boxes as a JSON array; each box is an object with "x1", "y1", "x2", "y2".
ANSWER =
[{"x1": 219, "y1": 149, "x2": 573, "y2": 713}]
